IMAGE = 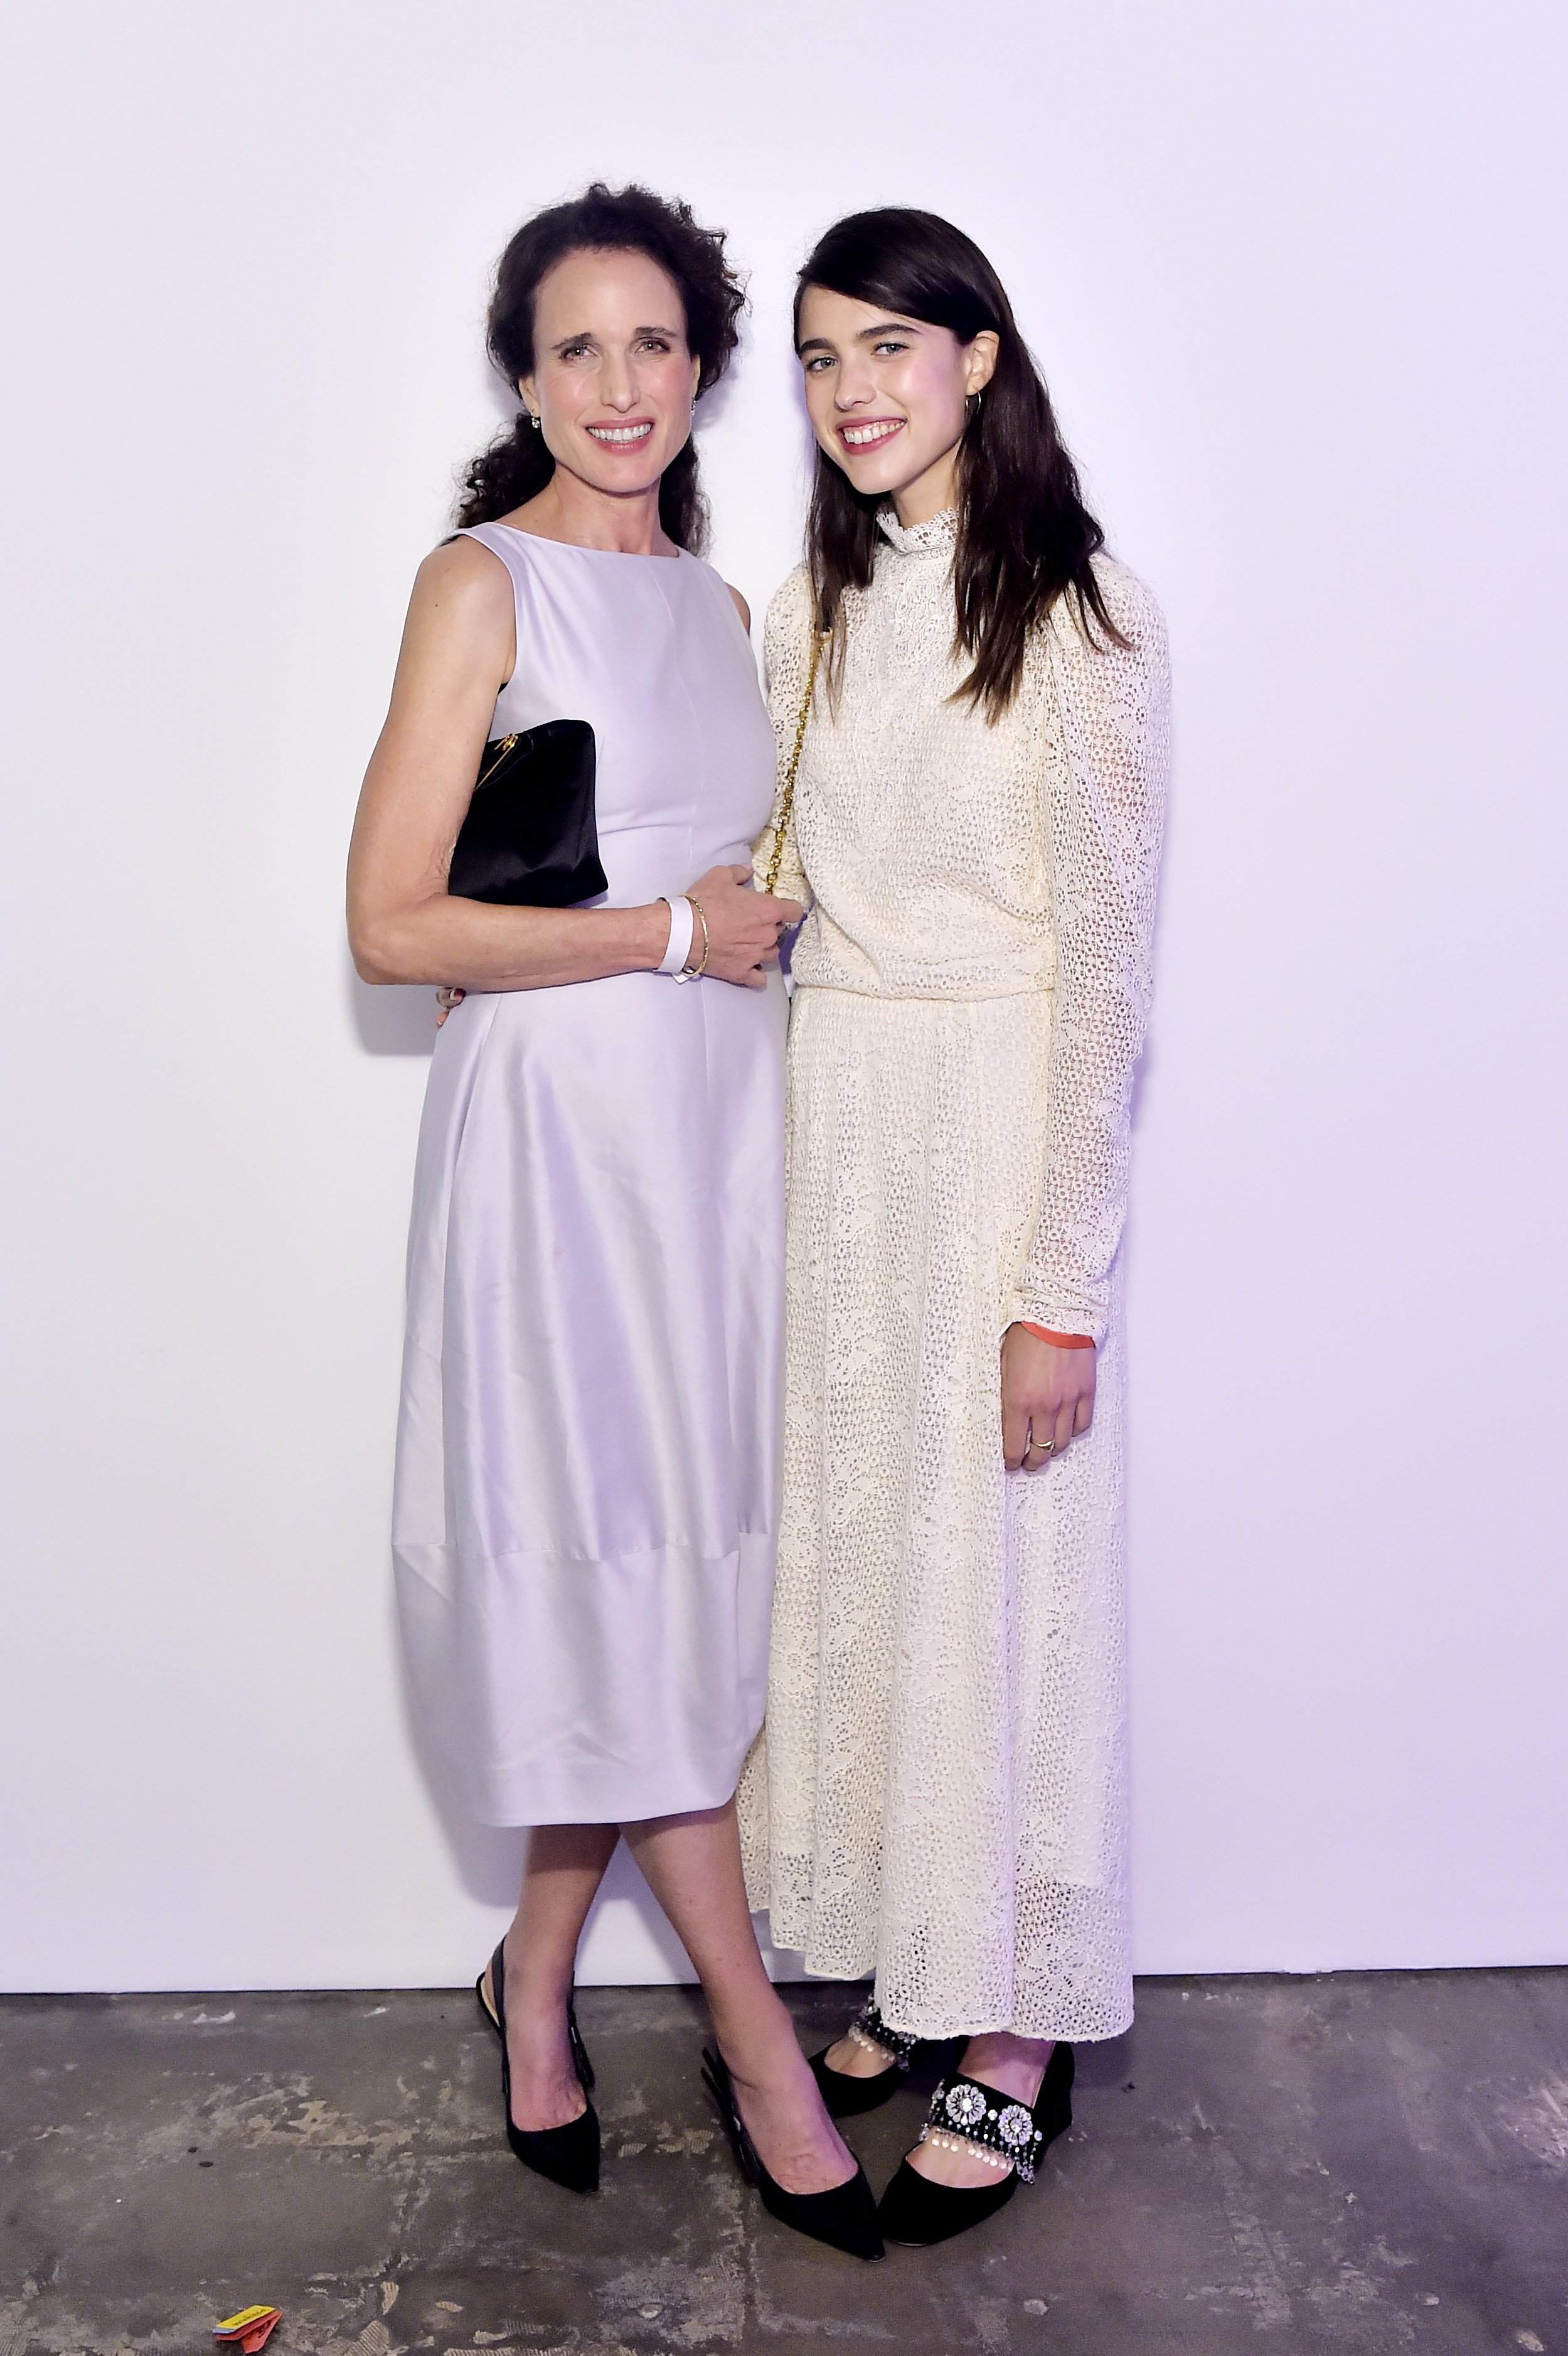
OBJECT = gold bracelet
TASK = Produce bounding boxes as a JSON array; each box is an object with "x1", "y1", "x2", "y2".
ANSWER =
[{"x1": 679, "y1": 894, "x2": 710, "y2": 980}]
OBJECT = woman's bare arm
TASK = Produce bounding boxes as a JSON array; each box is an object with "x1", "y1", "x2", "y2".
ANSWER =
[
  {"x1": 348, "y1": 541, "x2": 799, "y2": 991},
  {"x1": 347, "y1": 540, "x2": 669, "y2": 989}
]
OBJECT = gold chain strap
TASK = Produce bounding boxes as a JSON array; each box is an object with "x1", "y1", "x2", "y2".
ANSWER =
[{"x1": 763, "y1": 631, "x2": 825, "y2": 900}]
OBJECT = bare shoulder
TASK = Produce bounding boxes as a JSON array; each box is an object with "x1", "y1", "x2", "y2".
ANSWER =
[
  {"x1": 396, "y1": 535, "x2": 516, "y2": 690},
  {"x1": 726, "y1": 582, "x2": 752, "y2": 633},
  {"x1": 410, "y1": 532, "x2": 513, "y2": 626}
]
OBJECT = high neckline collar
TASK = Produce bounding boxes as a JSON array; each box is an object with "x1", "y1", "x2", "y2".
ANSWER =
[{"x1": 877, "y1": 506, "x2": 959, "y2": 557}]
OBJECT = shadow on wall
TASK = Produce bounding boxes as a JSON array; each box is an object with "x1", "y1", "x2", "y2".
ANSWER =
[{"x1": 348, "y1": 957, "x2": 438, "y2": 1056}]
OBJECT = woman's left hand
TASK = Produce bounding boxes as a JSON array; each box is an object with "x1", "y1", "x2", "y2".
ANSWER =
[{"x1": 1000, "y1": 1323, "x2": 1096, "y2": 1472}]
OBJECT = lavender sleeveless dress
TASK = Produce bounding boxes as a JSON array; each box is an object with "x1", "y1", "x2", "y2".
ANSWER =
[{"x1": 392, "y1": 524, "x2": 785, "y2": 1826}]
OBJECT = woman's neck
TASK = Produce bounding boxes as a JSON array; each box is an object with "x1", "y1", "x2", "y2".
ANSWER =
[
  {"x1": 509, "y1": 468, "x2": 675, "y2": 557},
  {"x1": 890, "y1": 444, "x2": 960, "y2": 531}
]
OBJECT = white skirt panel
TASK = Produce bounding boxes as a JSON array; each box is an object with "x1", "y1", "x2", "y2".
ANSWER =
[
  {"x1": 742, "y1": 984, "x2": 1131, "y2": 2042},
  {"x1": 396, "y1": 966, "x2": 787, "y2": 1827}
]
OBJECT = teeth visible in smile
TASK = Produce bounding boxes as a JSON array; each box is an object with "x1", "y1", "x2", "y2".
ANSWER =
[
  {"x1": 841, "y1": 420, "x2": 904, "y2": 447},
  {"x1": 588, "y1": 423, "x2": 653, "y2": 444}
]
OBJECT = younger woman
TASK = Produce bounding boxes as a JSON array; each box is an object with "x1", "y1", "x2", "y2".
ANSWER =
[{"x1": 747, "y1": 207, "x2": 1170, "y2": 2247}]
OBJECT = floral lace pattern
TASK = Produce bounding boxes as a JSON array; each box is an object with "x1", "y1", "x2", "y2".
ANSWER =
[{"x1": 741, "y1": 514, "x2": 1169, "y2": 2042}]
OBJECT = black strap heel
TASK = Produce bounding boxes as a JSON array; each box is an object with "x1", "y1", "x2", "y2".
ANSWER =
[
  {"x1": 566, "y1": 2004, "x2": 595, "y2": 2093},
  {"x1": 701, "y1": 2046, "x2": 884, "y2": 2261},
  {"x1": 808, "y1": 1999, "x2": 921, "y2": 2119},
  {"x1": 477, "y1": 1940, "x2": 600, "y2": 2194},
  {"x1": 877, "y1": 2042, "x2": 1075, "y2": 2247}
]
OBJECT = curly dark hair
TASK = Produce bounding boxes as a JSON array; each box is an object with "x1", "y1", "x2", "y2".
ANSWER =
[{"x1": 457, "y1": 183, "x2": 745, "y2": 553}]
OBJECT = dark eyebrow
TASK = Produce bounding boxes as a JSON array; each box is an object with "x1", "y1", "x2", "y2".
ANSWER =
[
  {"x1": 549, "y1": 323, "x2": 684, "y2": 352},
  {"x1": 796, "y1": 318, "x2": 925, "y2": 357}
]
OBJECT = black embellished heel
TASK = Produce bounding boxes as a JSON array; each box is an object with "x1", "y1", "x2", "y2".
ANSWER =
[
  {"x1": 877, "y1": 2042, "x2": 1074, "y2": 2248},
  {"x1": 808, "y1": 1998, "x2": 921, "y2": 2120},
  {"x1": 701, "y1": 2046, "x2": 884, "y2": 2261},
  {"x1": 476, "y1": 1939, "x2": 600, "y2": 2194}
]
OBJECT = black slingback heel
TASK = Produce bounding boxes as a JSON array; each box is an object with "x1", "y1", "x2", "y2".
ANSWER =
[
  {"x1": 476, "y1": 1939, "x2": 600, "y2": 2194},
  {"x1": 877, "y1": 2041, "x2": 1075, "y2": 2247},
  {"x1": 701, "y1": 2047, "x2": 884, "y2": 2261}
]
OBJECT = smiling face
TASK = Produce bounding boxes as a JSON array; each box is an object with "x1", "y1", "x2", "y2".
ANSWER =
[
  {"x1": 796, "y1": 284, "x2": 998, "y2": 526},
  {"x1": 521, "y1": 246, "x2": 701, "y2": 503}
]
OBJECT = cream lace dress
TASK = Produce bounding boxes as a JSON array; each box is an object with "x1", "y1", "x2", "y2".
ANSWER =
[{"x1": 740, "y1": 510, "x2": 1169, "y2": 2042}]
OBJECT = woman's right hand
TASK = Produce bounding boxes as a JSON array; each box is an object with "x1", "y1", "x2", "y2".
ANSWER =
[{"x1": 684, "y1": 865, "x2": 804, "y2": 988}]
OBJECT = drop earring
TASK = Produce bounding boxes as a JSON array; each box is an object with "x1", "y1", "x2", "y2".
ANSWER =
[{"x1": 528, "y1": 412, "x2": 542, "y2": 431}]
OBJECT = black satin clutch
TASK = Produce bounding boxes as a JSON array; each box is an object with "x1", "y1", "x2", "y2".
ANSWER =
[{"x1": 447, "y1": 718, "x2": 607, "y2": 908}]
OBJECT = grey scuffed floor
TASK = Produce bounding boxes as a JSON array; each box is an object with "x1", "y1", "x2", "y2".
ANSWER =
[{"x1": 2, "y1": 1972, "x2": 1565, "y2": 2355}]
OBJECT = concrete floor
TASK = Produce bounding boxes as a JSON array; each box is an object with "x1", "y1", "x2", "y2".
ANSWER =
[{"x1": 3, "y1": 1972, "x2": 1565, "y2": 2356}]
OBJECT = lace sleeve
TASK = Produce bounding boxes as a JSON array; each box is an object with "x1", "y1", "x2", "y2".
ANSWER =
[
  {"x1": 1010, "y1": 561, "x2": 1171, "y2": 1342},
  {"x1": 751, "y1": 565, "x2": 815, "y2": 907}
]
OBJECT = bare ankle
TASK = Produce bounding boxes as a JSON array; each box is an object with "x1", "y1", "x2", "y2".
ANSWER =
[
  {"x1": 707, "y1": 1983, "x2": 797, "y2": 2067},
  {"x1": 959, "y1": 2032, "x2": 1053, "y2": 2102},
  {"x1": 501, "y1": 1932, "x2": 575, "y2": 2009}
]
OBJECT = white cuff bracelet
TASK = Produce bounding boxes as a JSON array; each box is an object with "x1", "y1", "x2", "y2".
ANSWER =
[{"x1": 658, "y1": 894, "x2": 695, "y2": 976}]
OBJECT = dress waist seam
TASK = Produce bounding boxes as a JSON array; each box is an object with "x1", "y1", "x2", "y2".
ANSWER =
[{"x1": 791, "y1": 980, "x2": 1055, "y2": 1006}]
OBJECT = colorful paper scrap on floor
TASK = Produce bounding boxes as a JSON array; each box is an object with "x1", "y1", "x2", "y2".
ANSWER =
[{"x1": 214, "y1": 2306, "x2": 281, "y2": 2352}]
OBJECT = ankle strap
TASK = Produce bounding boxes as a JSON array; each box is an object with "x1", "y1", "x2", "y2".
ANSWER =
[
  {"x1": 854, "y1": 2000, "x2": 919, "y2": 2069},
  {"x1": 918, "y1": 2072, "x2": 1047, "y2": 2182}
]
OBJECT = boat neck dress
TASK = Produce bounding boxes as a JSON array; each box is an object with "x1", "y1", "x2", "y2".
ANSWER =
[
  {"x1": 742, "y1": 508, "x2": 1170, "y2": 2043},
  {"x1": 393, "y1": 522, "x2": 785, "y2": 1829}
]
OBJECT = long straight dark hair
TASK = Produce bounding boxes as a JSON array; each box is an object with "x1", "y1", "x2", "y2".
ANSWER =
[
  {"x1": 457, "y1": 183, "x2": 745, "y2": 554},
  {"x1": 796, "y1": 208, "x2": 1121, "y2": 715}
]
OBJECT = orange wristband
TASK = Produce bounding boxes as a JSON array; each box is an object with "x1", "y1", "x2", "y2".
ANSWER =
[{"x1": 1020, "y1": 1322, "x2": 1096, "y2": 1351}]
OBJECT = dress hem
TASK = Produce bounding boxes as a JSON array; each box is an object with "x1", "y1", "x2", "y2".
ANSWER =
[{"x1": 786, "y1": 1954, "x2": 1133, "y2": 2047}]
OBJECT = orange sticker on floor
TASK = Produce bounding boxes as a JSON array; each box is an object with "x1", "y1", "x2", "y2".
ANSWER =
[{"x1": 214, "y1": 2305, "x2": 281, "y2": 2352}]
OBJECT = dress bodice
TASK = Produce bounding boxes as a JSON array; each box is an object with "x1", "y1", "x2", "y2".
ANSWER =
[
  {"x1": 464, "y1": 523, "x2": 776, "y2": 909},
  {"x1": 758, "y1": 513, "x2": 1170, "y2": 1342},
  {"x1": 766, "y1": 509, "x2": 1053, "y2": 1001}
]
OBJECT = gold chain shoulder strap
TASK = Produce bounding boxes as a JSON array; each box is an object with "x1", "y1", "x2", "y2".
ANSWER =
[{"x1": 763, "y1": 629, "x2": 825, "y2": 899}]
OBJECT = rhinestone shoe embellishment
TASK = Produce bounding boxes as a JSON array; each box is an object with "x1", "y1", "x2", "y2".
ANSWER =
[
  {"x1": 945, "y1": 2082, "x2": 988, "y2": 2129},
  {"x1": 922, "y1": 2072, "x2": 1047, "y2": 2183}
]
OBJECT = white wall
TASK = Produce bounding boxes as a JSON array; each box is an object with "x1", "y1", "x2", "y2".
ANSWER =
[{"x1": 1, "y1": 0, "x2": 1564, "y2": 1992}]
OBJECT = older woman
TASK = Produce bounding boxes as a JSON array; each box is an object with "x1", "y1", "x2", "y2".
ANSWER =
[{"x1": 348, "y1": 184, "x2": 879, "y2": 2261}]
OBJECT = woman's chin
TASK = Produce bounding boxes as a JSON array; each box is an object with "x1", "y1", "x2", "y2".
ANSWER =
[
  {"x1": 562, "y1": 450, "x2": 670, "y2": 500},
  {"x1": 831, "y1": 446, "x2": 936, "y2": 502}
]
